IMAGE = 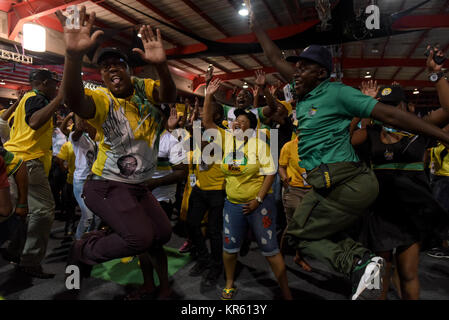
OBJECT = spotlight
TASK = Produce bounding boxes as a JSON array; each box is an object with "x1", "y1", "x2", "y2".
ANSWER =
[
  {"x1": 23, "y1": 23, "x2": 46, "y2": 52},
  {"x1": 238, "y1": 3, "x2": 249, "y2": 16},
  {"x1": 137, "y1": 33, "x2": 142, "y2": 38},
  {"x1": 0, "y1": 80, "x2": 5, "y2": 85},
  {"x1": 243, "y1": 82, "x2": 249, "y2": 89},
  {"x1": 413, "y1": 89, "x2": 419, "y2": 95}
]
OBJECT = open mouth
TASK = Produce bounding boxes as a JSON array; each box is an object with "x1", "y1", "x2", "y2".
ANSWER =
[{"x1": 111, "y1": 75, "x2": 122, "y2": 85}]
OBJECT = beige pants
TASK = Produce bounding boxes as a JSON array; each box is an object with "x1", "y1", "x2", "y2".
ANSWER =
[
  {"x1": 282, "y1": 186, "x2": 311, "y2": 226},
  {"x1": 9, "y1": 159, "x2": 55, "y2": 267}
]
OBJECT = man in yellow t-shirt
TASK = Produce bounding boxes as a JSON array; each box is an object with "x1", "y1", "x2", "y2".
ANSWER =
[
  {"x1": 278, "y1": 135, "x2": 313, "y2": 271},
  {"x1": 3, "y1": 68, "x2": 62, "y2": 278},
  {"x1": 58, "y1": 7, "x2": 177, "y2": 299},
  {"x1": 279, "y1": 136, "x2": 311, "y2": 222},
  {"x1": 186, "y1": 137, "x2": 226, "y2": 285}
]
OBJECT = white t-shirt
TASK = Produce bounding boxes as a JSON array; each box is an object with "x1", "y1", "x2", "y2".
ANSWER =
[
  {"x1": 151, "y1": 131, "x2": 187, "y2": 202},
  {"x1": 69, "y1": 132, "x2": 98, "y2": 181},
  {"x1": 52, "y1": 127, "x2": 67, "y2": 156}
]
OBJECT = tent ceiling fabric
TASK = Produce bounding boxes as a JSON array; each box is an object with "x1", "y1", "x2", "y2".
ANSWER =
[{"x1": 0, "y1": 0, "x2": 448, "y2": 106}]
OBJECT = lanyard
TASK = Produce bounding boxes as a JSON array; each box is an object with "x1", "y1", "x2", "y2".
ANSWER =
[
  {"x1": 83, "y1": 133, "x2": 98, "y2": 157},
  {"x1": 233, "y1": 136, "x2": 249, "y2": 161}
]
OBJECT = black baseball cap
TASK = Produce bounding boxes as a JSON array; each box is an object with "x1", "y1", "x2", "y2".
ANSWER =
[
  {"x1": 234, "y1": 109, "x2": 258, "y2": 129},
  {"x1": 376, "y1": 85, "x2": 407, "y2": 105},
  {"x1": 286, "y1": 45, "x2": 333, "y2": 76},
  {"x1": 95, "y1": 47, "x2": 129, "y2": 66},
  {"x1": 29, "y1": 68, "x2": 60, "y2": 83}
]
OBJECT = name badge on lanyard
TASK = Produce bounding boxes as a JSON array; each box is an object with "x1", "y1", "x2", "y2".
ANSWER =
[{"x1": 189, "y1": 173, "x2": 197, "y2": 187}]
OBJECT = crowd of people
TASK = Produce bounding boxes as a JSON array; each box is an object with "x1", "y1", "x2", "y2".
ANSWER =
[{"x1": 0, "y1": 5, "x2": 449, "y2": 301}]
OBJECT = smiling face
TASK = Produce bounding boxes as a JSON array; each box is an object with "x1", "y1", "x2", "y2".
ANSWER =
[
  {"x1": 234, "y1": 114, "x2": 251, "y2": 132},
  {"x1": 235, "y1": 90, "x2": 253, "y2": 109},
  {"x1": 99, "y1": 56, "x2": 133, "y2": 98},
  {"x1": 293, "y1": 59, "x2": 326, "y2": 99}
]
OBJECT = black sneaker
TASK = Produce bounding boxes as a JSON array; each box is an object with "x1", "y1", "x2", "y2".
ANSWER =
[
  {"x1": 427, "y1": 247, "x2": 449, "y2": 259},
  {"x1": 203, "y1": 265, "x2": 223, "y2": 286},
  {"x1": 351, "y1": 254, "x2": 384, "y2": 300},
  {"x1": 189, "y1": 261, "x2": 209, "y2": 277}
]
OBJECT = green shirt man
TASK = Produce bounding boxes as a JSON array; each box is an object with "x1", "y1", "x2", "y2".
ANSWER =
[{"x1": 296, "y1": 79, "x2": 378, "y2": 171}]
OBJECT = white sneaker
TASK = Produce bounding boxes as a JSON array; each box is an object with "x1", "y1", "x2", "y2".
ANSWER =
[{"x1": 351, "y1": 255, "x2": 385, "y2": 300}]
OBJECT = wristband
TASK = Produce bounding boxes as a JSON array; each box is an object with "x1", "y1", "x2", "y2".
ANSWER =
[{"x1": 16, "y1": 203, "x2": 28, "y2": 209}]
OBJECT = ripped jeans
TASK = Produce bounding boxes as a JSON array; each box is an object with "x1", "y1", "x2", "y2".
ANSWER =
[{"x1": 223, "y1": 194, "x2": 279, "y2": 257}]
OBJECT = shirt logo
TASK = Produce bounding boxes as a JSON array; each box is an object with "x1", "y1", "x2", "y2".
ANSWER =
[
  {"x1": 308, "y1": 107, "x2": 317, "y2": 116},
  {"x1": 381, "y1": 88, "x2": 392, "y2": 96}
]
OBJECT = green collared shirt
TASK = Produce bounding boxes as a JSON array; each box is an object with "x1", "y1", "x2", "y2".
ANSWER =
[{"x1": 296, "y1": 80, "x2": 378, "y2": 171}]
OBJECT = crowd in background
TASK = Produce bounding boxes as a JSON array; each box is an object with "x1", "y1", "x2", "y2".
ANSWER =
[{"x1": 0, "y1": 4, "x2": 449, "y2": 301}]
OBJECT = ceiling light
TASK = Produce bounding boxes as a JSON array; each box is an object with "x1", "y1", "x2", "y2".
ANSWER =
[
  {"x1": 23, "y1": 23, "x2": 46, "y2": 52},
  {"x1": 364, "y1": 74, "x2": 372, "y2": 79},
  {"x1": 0, "y1": 81, "x2": 5, "y2": 85},
  {"x1": 238, "y1": 3, "x2": 249, "y2": 16},
  {"x1": 413, "y1": 89, "x2": 419, "y2": 95},
  {"x1": 137, "y1": 33, "x2": 142, "y2": 38},
  {"x1": 243, "y1": 82, "x2": 249, "y2": 89},
  {"x1": 371, "y1": 49, "x2": 379, "y2": 53}
]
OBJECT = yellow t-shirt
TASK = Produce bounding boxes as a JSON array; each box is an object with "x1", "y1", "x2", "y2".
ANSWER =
[
  {"x1": 430, "y1": 143, "x2": 449, "y2": 176},
  {"x1": 57, "y1": 141, "x2": 76, "y2": 184},
  {"x1": 191, "y1": 143, "x2": 225, "y2": 191},
  {"x1": 85, "y1": 77, "x2": 163, "y2": 184},
  {"x1": 4, "y1": 90, "x2": 53, "y2": 162},
  {"x1": 217, "y1": 127, "x2": 275, "y2": 204},
  {"x1": 279, "y1": 138, "x2": 310, "y2": 188},
  {"x1": 176, "y1": 103, "x2": 187, "y2": 117}
]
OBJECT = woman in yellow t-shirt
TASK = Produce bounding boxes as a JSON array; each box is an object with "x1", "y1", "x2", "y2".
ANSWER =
[{"x1": 203, "y1": 78, "x2": 292, "y2": 300}]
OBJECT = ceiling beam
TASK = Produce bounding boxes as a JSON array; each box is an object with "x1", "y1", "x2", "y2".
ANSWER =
[
  {"x1": 134, "y1": 0, "x2": 190, "y2": 31},
  {"x1": 392, "y1": 14, "x2": 449, "y2": 30},
  {"x1": 92, "y1": 0, "x2": 139, "y2": 25},
  {"x1": 8, "y1": 0, "x2": 85, "y2": 40},
  {"x1": 179, "y1": 0, "x2": 231, "y2": 37},
  {"x1": 261, "y1": 0, "x2": 282, "y2": 27}
]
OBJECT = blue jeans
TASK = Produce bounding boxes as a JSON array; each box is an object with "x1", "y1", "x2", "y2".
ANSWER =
[
  {"x1": 74, "y1": 178, "x2": 100, "y2": 240},
  {"x1": 223, "y1": 194, "x2": 279, "y2": 256}
]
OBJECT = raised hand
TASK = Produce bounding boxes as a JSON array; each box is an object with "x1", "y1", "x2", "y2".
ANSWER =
[
  {"x1": 360, "y1": 80, "x2": 379, "y2": 98},
  {"x1": 133, "y1": 25, "x2": 167, "y2": 65},
  {"x1": 206, "y1": 78, "x2": 222, "y2": 96},
  {"x1": 56, "y1": 6, "x2": 104, "y2": 58},
  {"x1": 255, "y1": 69, "x2": 267, "y2": 88},
  {"x1": 167, "y1": 105, "x2": 181, "y2": 130},
  {"x1": 269, "y1": 85, "x2": 278, "y2": 96},
  {"x1": 427, "y1": 45, "x2": 446, "y2": 72}
]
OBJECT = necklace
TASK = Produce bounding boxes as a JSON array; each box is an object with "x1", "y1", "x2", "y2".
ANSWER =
[{"x1": 381, "y1": 130, "x2": 401, "y2": 161}]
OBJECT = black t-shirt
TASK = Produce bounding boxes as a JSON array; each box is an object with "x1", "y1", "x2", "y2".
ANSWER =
[
  {"x1": 271, "y1": 116, "x2": 294, "y2": 158},
  {"x1": 364, "y1": 125, "x2": 436, "y2": 165},
  {"x1": 24, "y1": 94, "x2": 48, "y2": 126}
]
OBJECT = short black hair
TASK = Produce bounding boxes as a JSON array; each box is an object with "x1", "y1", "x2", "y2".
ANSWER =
[
  {"x1": 29, "y1": 68, "x2": 59, "y2": 83},
  {"x1": 234, "y1": 109, "x2": 258, "y2": 129}
]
